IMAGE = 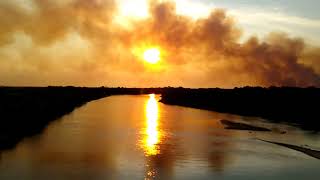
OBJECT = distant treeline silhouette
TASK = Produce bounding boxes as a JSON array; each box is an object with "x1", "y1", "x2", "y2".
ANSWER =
[{"x1": 160, "y1": 86, "x2": 320, "y2": 131}]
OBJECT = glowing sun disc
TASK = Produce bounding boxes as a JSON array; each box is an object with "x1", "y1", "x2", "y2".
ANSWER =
[{"x1": 143, "y1": 48, "x2": 160, "y2": 64}]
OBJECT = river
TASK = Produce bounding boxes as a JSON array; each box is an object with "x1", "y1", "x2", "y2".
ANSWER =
[{"x1": 0, "y1": 95, "x2": 319, "y2": 180}]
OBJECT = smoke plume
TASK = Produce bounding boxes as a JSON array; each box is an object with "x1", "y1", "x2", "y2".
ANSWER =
[{"x1": 0, "y1": 0, "x2": 319, "y2": 87}]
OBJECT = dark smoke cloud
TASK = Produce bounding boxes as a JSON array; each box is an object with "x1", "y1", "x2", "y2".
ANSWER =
[
  {"x1": 0, "y1": 0, "x2": 116, "y2": 44},
  {"x1": 120, "y1": 1, "x2": 320, "y2": 87},
  {"x1": 0, "y1": 0, "x2": 319, "y2": 87}
]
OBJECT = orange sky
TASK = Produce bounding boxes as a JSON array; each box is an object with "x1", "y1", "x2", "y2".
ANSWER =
[{"x1": 0, "y1": 0, "x2": 319, "y2": 87}]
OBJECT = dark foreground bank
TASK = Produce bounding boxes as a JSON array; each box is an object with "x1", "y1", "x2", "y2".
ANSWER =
[
  {"x1": 160, "y1": 87, "x2": 320, "y2": 131},
  {"x1": 0, "y1": 86, "x2": 161, "y2": 150}
]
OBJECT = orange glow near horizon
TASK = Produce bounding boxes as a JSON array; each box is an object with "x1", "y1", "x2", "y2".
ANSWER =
[{"x1": 142, "y1": 94, "x2": 161, "y2": 156}]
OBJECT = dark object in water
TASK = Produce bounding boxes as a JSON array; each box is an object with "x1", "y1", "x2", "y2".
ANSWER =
[
  {"x1": 221, "y1": 120, "x2": 271, "y2": 131},
  {"x1": 257, "y1": 139, "x2": 320, "y2": 160}
]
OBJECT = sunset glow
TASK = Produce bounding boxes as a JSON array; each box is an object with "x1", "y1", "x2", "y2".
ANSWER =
[
  {"x1": 143, "y1": 94, "x2": 161, "y2": 156},
  {"x1": 1, "y1": 0, "x2": 320, "y2": 179},
  {"x1": 143, "y1": 48, "x2": 161, "y2": 64},
  {"x1": 0, "y1": 0, "x2": 319, "y2": 87}
]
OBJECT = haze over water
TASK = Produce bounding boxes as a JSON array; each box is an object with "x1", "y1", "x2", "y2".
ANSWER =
[{"x1": 0, "y1": 95, "x2": 319, "y2": 180}]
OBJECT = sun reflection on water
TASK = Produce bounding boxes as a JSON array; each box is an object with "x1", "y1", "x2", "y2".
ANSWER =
[{"x1": 143, "y1": 94, "x2": 161, "y2": 156}]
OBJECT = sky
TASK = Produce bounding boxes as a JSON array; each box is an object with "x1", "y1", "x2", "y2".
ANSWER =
[
  {"x1": 209, "y1": 0, "x2": 320, "y2": 45},
  {"x1": 0, "y1": 0, "x2": 319, "y2": 87}
]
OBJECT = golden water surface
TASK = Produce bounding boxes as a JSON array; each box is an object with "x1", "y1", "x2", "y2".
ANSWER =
[{"x1": 0, "y1": 95, "x2": 319, "y2": 180}]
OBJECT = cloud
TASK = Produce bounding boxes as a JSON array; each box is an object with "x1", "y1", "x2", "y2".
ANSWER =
[
  {"x1": 118, "y1": 1, "x2": 319, "y2": 87},
  {"x1": 0, "y1": 0, "x2": 319, "y2": 87}
]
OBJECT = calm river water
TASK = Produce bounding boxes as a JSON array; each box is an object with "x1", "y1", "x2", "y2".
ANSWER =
[{"x1": 0, "y1": 95, "x2": 319, "y2": 180}]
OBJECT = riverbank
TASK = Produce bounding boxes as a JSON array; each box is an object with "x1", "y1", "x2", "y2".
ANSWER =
[
  {"x1": 1, "y1": 86, "x2": 319, "y2": 150},
  {"x1": 160, "y1": 87, "x2": 320, "y2": 131},
  {"x1": 258, "y1": 139, "x2": 320, "y2": 160},
  {"x1": 0, "y1": 87, "x2": 106, "y2": 149},
  {"x1": 0, "y1": 87, "x2": 162, "y2": 150}
]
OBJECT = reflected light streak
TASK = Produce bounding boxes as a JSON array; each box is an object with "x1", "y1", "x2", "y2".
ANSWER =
[{"x1": 143, "y1": 94, "x2": 161, "y2": 156}]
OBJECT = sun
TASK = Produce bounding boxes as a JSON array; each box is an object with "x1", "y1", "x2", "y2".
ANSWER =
[{"x1": 143, "y1": 48, "x2": 161, "y2": 64}]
